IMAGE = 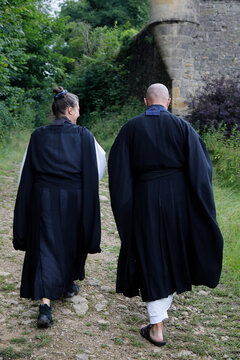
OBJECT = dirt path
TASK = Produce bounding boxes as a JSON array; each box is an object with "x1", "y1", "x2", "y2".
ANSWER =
[{"x1": 0, "y1": 161, "x2": 239, "y2": 360}]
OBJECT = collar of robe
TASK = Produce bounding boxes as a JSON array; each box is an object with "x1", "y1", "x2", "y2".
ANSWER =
[
  {"x1": 51, "y1": 117, "x2": 72, "y2": 126},
  {"x1": 145, "y1": 104, "x2": 168, "y2": 116}
]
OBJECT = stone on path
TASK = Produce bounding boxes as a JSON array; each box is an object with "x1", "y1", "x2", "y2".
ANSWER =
[
  {"x1": 0, "y1": 271, "x2": 10, "y2": 276},
  {"x1": 98, "y1": 319, "x2": 109, "y2": 325},
  {"x1": 95, "y1": 301, "x2": 107, "y2": 312},
  {"x1": 100, "y1": 285, "x2": 112, "y2": 292},
  {"x1": 178, "y1": 350, "x2": 194, "y2": 357},
  {"x1": 76, "y1": 354, "x2": 89, "y2": 360},
  {"x1": 71, "y1": 296, "x2": 88, "y2": 316},
  {"x1": 99, "y1": 195, "x2": 108, "y2": 202},
  {"x1": 198, "y1": 290, "x2": 209, "y2": 295},
  {"x1": 88, "y1": 279, "x2": 100, "y2": 286}
]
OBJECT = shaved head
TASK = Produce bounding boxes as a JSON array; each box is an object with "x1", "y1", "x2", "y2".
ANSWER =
[{"x1": 145, "y1": 83, "x2": 171, "y2": 109}]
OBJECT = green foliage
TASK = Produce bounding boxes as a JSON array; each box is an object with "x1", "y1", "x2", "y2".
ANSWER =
[
  {"x1": 214, "y1": 185, "x2": 240, "y2": 295},
  {"x1": 84, "y1": 98, "x2": 145, "y2": 152},
  {"x1": 202, "y1": 128, "x2": 240, "y2": 191},
  {"x1": 0, "y1": 0, "x2": 71, "y2": 142},
  {"x1": 65, "y1": 25, "x2": 138, "y2": 114},
  {"x1": 61, "y1": 0, "x2": 149, "y2": 28}
]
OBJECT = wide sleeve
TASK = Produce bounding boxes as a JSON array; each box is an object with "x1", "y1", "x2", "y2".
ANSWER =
[
  {"x1": 186, "y1": 124, "x2": 223, "y2": 287},
  {"x1": 13, "y1": 138, "x2": 34, "y2": 251},
  {"x1": 108, "y1": 125, "x2": 134, "y2": 246},
  {"x1": 94, "y1": 138, "x2": 106, "y2": 180},
  {"x1": 186, "y1": 125, "x2": 216, "y2": 218},
  {"x1": 108, "y1": 125, "x2": 139, "y2": 297},
  {"x1": 81, "y1": 127, "x2": 101, "y2": 254}
]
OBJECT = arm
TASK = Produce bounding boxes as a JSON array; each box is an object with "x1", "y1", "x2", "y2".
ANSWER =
[
  {"x1": 13, "y1": 138, "x2": 34, "y2": 251},
  {"x1": 94, "y1": 138, "x2": 106, "y2": 180}
]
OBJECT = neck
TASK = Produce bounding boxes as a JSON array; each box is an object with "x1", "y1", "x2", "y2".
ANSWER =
[{"x1": 148, "y1": 103, "x2": 167, "y2": 109}]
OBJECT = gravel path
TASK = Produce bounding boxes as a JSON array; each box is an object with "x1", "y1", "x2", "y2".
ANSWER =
[{"x1": 0, "y1": 162, "x2": 239, "y2": 360}]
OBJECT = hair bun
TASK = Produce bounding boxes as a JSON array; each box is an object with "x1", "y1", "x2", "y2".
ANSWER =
[{"x1": 53, "y1": 86, "x2": 64, "y2": 95}]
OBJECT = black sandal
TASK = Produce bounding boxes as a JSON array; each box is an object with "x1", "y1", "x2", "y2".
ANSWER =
[{"x1": 140, "y1": 324, "x2": 166, "y2": 347}]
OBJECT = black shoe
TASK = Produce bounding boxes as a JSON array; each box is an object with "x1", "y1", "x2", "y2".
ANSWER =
[
  {"x1": 63, "y1": 282, "x2": 80, "y2": 298},
  {"x1": 37, "y1": 304, "x2": 53, "y2": 328}
]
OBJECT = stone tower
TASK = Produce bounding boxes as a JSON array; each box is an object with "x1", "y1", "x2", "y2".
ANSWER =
[{"x1": 149, "y1": 0, "x2": 199, "y2": 114}]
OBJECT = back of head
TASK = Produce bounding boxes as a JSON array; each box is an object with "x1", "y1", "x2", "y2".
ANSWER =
[
  {"x1": 146, "y1": 84, "x2": 169, "y2": 106},
  {"x1": 52, "y1": 86, "x2": 79, "y2": 117}
]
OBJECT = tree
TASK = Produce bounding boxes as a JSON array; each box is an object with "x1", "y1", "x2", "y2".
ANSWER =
[
  {"x1": 60, "y1": 0, "x2": 149, "y2": 28},
  {"x1": 0, "y1": 0, "x2": 71, "y2": 137}
]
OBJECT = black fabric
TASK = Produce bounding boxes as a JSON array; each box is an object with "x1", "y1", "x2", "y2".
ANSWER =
[
  {"x1": 108, "y1": 106, "x2": 223, "y2": 302},
  {"x1": 13, "y1": 118, "x2": 101, "y2": 300}
]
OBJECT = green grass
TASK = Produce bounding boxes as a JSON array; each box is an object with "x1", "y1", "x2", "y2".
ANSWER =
[
  {"x1": 10, "y1": 337, "x2": 27, "y2": 345},
  {"x1": 0, "y1": 129, "x2": 31, "y2": 174},
  {"x1": 214, "y1": 184, "x2": 240, "y2": 294}
]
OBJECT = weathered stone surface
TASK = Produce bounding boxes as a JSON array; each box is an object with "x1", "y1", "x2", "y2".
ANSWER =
[
  {"x1": 0, "y1": 271, "x2": 10, "y2": 276},
  {"x1": 72, "y1": 296, "x2": 89, "y2": 316},
  {"x1": 99, "y1": 195, "x2": 108, "y2": 202},
  {"x1": 88, "y1": 279, "x2": 100, "y2": 286},
  {"x1": 95, "y1": 302, "x2": 107, "y2": 312},
  {"x1": 100, "y1": 285, "x2": 112, "y2": 292},
  {"x1": 98, "y1": 319, "x2": 109, "y2": 325},
  {"x1": 178, "y1": 350, "x2": 194, "y2": 357},
  {"x1": 130, "y1": 0, "x2": 240, "y2": 116},
  {"x1": 76, "y1": 354, "x2": 89, "y2": 360}
]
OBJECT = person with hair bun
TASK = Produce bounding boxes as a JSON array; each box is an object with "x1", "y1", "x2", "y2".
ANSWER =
[{"x1": 13, "y1": 86, "x2": 106, "y2": 328}]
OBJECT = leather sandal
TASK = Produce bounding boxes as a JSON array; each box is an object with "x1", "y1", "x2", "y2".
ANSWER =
[{"x1": 140, "y1": 324, "x2": 166, "y2": 347}]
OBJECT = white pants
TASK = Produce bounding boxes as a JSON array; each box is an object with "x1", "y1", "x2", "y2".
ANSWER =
[{"x1": 147, "y1": 294, "x2": 173, "y2": 324}]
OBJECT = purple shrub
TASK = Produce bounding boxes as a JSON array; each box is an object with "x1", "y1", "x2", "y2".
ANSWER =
[{"x1": 186, "y1": 76, "x2": 240, "y2": 137}]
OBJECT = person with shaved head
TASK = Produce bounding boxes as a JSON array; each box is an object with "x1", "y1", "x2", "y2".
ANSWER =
[{"x1": 108, "y1": 83, "x2": 223, "y2": 347}]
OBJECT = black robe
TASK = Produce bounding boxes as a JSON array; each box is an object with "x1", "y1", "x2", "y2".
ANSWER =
[
  {"x1": 108, "y1": 105, "x2": 223, "y2": 302},
  {"x1": 13, "y1": 118, "x2": 101, "y2": 300}
]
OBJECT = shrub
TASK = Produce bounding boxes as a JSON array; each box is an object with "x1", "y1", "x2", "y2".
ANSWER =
[
  {"x1": 186, "y1": 76, "x2": 240, "y2": 137},
  {"x1": 81, "y1": 98, "x2": 145, "y2": 152},
  {"x1": 64, "y1": 26, "x2": 138, "y2": 114},
  {"x1": 202, "y1": 127, "x2": 240, "y2": 191}
]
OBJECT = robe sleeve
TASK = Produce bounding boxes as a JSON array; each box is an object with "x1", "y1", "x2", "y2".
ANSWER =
[
  {"x1": 81, "y1": 127, "x2": 101, "y2": 254},
  {"x1": 186, "y1": 124, "x2": 223, "y2": 286},
  {"x1": 94, "y1": 138, "x2": 106, "y2": 180},
  {"x1": 108, "y1": 125, "x2": 133, "y2": 246},
  {"x1": 186, "y1": 125, "x2": 216, "y2": 219},
  {"x1": 13, "y1": 138, "x2": 34, "y2": 251},
  {"x1": 108, "y1": 125, "x2": 139, "y2": 297}
]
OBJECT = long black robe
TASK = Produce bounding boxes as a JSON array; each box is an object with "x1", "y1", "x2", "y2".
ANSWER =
[
  {"x1": 13, "y1": 118, "x2": 101, "y2": 300},
  {"x1": 108, "y1": 105, "x2": 223, "y2": 302}
]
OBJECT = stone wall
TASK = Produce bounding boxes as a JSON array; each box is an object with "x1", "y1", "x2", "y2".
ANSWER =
[
  {"x1": 181, "y1": 0, "x2": 240, "y2": 104},
  {"x1": 129, "y1": 0, "x2": 240, "y2": 115}
]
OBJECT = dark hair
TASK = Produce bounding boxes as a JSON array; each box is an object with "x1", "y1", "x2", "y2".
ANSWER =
[{"x1": 52, "y1": 86, "x2": 79, "y2": 117}]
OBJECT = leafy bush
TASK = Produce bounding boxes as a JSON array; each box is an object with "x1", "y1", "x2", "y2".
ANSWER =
[
  {"x1": 65, "y1": 26, "x2": 138, "y2": 114},
  {"x1": 186, "y1": 76, "x2": 240, "y2": 137},
  {"x1": 82, "y1": 98, "x2": 145, "y2": 152},
  {"x1": 202, "y1": 128, "x2": 240, "y2": 191}
]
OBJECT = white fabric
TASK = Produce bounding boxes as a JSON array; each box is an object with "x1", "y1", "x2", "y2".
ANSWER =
[
  {"x1": 147, "y1": 294, "x2": 173, "y2": 324},
  {"x1": 18, "y1": 145, "x2": 28, "y2": 186},
  {"x1": 94, "y1": 138, "x2": 106, "y2": 180},
  {"x1": 18, "y1": 138, "x2": 106, "y2": 185}
]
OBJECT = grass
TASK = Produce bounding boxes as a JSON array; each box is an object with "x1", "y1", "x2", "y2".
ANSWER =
[
  {"x1": 213, "y1": 184, "x2": 240, "y2": 294},
  {"x1": 0, "y1": 345, "x2": 33, "y2": 359},
  {"x1": 0, "y1": 129, "x2": 31, "y2": 174},
  {"x1": 35, "y1": 333, "x2": 52, "y2": 347}
]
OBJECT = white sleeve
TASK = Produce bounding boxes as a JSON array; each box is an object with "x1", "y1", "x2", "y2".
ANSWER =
[
  {"x1": 94, "y1": 138, "x2": 106, "y2": 180},
  {"x1": 18, "y1": 144, "x2": 29, "y2": 186}
]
